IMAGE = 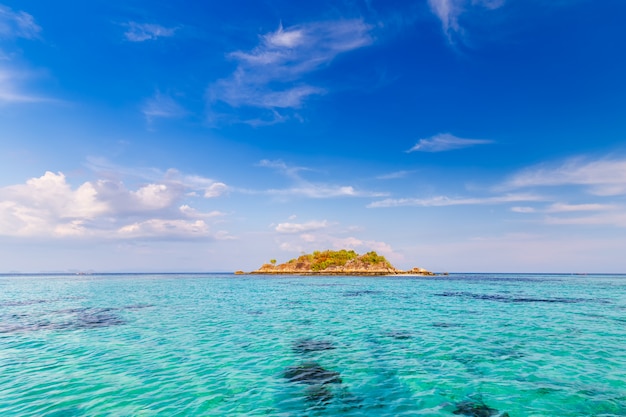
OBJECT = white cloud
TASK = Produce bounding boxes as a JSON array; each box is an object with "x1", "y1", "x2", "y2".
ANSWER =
[
  {"x1": 203, "y1": 182, "x2": 228, "y2": 198},
  {"x1": 407, "y1": 133, "x2": 493, "y2": 152},
  {"x1": 368, "y1": 193, "x2": 543, "y2": 208},
  {"x1": 504, "y1": 157, "x2": 626, "y2": 196},
  {"x1": 210, "y1": 19, "x2": 373, "y2": 114},
  {"x1": 124, "y1": 22, "x2": 177, "y2": 42},
  {"x1": 3, "y1": 171, "x2": 109, "y2": 219},
  {"x1": 179, "y1": 205, "x2": 224, "y2": 219},
  {"x1": 0, "y1": 170, "x2": 228, "y2": 240},
  {"x1": 275, "y1": 220, "x2": 329, "y2": 234},
  {"x1": 0, "y1": 5, "x2": 41, "y2": 39},
  {"x1": 511, "y1": 206, "x2": 536, "y2": 213},
  {"x1": 118, "y1": 219, "x2": 209, "y2": 239},
  {"x1": 427, "y1": 0, "x2": 505, "y2": 42},
  {"x1": 545, "y1": 203, "x2": 617, "y2": 213}
]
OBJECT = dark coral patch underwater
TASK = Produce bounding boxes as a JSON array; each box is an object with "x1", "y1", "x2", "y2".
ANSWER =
[
  {"x1": 435, "y1": 291, "x2": 587, "y2": 304},
  {"x1": 453, "y1": 400, "x2": 509, "y2": 417},
  {"x1": 283, "y1": 361, "x2": 342, "y2": 385},
  {"x1": 0, "y1": 304, "x2": 153, "y2": 334}
]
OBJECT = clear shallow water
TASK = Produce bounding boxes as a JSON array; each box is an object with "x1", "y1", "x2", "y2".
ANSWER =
[{"x1": 1, "y1": 273, "x2": 625, "y2": 417}]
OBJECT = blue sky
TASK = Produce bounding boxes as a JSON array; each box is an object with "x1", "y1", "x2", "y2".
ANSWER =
[{"x1": 1, "y1": 0, "x2": 626, "y2": 273}]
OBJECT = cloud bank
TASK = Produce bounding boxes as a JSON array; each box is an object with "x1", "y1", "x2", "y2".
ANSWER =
[{"x1": 0, "y1": 171, "x2": 228, "y2": 240}]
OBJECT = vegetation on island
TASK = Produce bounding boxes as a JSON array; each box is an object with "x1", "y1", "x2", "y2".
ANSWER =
[{"x1": 285, "y1": 249, "x2": 391, "y2": 271}]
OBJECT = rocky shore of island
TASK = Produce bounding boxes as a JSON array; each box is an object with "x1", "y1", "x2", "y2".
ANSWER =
[{"x1": 238, "y1": 249, "x2": 438, "y2": 276}]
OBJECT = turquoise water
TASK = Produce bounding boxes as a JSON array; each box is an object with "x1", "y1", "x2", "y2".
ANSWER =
[{"x1": 1, "y1": 273, "x2": 625, "y2": 416}]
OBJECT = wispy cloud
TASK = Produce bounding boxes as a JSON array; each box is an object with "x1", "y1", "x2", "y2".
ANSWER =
[
  {"x1": 545, "y1": 212, "x2": 626, "y2": 228},
  {"x1": 209, "y1": 19, "x2": 373, "y2": 117},
  {"x1": 0, "y1": 7, "x2": 52, "y2": 105},
  {"x1": 256, "y1": 159, "x2": 386, "y2": 199},
  {"x1": 265, "y1": 184, "x2": 384, "y2": 199},
  {"x1": 427, "y1": 0, "x2": 505, "y2": 42},
  {"x1": 275, "y1": 220, "x2": 329, "y2": 234},
  {"x1": 376, "y1": 170, "x2": 414, "y2": 180},
  {"x1": 124, "y1": 22, "x2": 177, "y2": 42},
  {"x1": 511, "y1": 201, "x2": 625, "y2": 228},
  {"x1": 545, "y1": 203, "x2": 618, "y2": 213},
  {"x1": 275, "y1": 229, "x2": 401, "y2": 264},
  {"x1": 0, "y1": 170, "x2": 228, "y2": 240},
  {"x1": 510, "y1": 206, "x2": 536, "y2": 213},
  {"x1": 511, "y1": 203, "x2": 618, "y2": 214},
  {"x1": 0, "y1": 5, "x2": 41, "y2": 39},
  {"x1": 0, "y1": 67, "x2": 56, "y2": 104},
  {"x1": 257, "y1": 159, "x2": 312, "y2": 180},
  {"x1": 407, "y1": 133, "x2": 493, "y2": 152},
  {"x1": 142, "y1": 91, "x2": 186, "y2": 125},
  {"x1": 271, "y1": 215, "x2": 398, "y2": 258},
  {"x1": 85, "y1": 157, "x2": 228, "y2": 199},
  {"x1": 503, "y1": 157, "x2": 626, "y2": 196},
  {"x1": 368, "y1": 193, "x2": 543, "y2": 208}
]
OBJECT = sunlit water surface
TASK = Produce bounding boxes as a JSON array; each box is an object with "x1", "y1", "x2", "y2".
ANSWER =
[{"x1": 1, "y1": 273, "x2": 625, "y2": 416}]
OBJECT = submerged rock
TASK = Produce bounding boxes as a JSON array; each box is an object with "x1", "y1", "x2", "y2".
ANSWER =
[
  {"x1": 293, "y1": 338, "x2": 336, "y2": 353},
  {"x1": 343, "y1": 290, "x2": 382, "y2": 297},
  {"x1": 73, "y1": 309, "x2": 125, "y2": 329},
  {"x1": 0, "y1": 305, "x2": 148, "y2": 334},
  {"x1": 432, "y1": 322, "x2": 464, "y2": 328},
  {"x1": 305, "y1": 385, "x2": 334, "y2": 406},
  {"x1": 284, "y1": 361, "x2": 342, "y2": 385},
  {"x1": 453, "y1": 400, "x2": 505, "y2": 417},
  {"x1": 382, "y1": 330, "x2": 412, "y2": 340}
]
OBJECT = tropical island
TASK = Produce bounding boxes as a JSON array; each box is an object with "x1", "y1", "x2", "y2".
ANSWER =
[{"x1": 239, "y1": 249, "x2": 437, "y2": 276}]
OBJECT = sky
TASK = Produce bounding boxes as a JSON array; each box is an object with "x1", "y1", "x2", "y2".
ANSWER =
[{"x1": 1, "y1": 0, "x2": 626, "y2": 273}]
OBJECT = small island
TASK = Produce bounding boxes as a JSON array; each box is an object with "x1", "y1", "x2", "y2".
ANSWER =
[{"x1": 241, "y1": 249, "x2": 436, "y2": 276}]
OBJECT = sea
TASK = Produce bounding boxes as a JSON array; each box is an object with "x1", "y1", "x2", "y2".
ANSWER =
[{"x1": 0, "y1": 273, "x2": 625, "y2": 416}]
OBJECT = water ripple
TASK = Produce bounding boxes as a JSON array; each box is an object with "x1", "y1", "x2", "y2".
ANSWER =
[{"x1": 1, "y1": 273, "x2": 625, "y2": 416}]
